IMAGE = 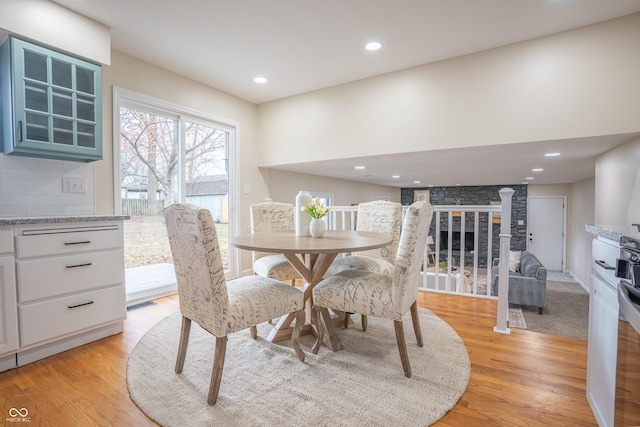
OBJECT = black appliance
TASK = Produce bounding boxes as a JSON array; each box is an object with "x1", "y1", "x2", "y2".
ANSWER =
[{"x1": 614, "y1": 236, "x2": 640, "y2": 426}]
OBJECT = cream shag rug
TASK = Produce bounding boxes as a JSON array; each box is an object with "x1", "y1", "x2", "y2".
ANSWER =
[{"x1": 127, "y1": 308, "x2": 470, "y2": 427}]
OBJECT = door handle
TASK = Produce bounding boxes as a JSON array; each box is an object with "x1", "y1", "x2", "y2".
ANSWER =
[
  {"x1": 595, "y1": 260, "x2": 615, "y2": 270},
  {"x1": 66, "y1": 262, "x2": 93, "y2": 269}
]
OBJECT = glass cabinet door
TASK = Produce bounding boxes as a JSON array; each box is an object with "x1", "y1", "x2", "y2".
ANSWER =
[{"x1": 3, "y1": 37, "x2": 102, "y2": 162}]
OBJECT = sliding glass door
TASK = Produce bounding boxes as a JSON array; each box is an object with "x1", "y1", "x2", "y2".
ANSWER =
[{"x1": 115, "y1": 89, "x2": 234, "y2": 305}]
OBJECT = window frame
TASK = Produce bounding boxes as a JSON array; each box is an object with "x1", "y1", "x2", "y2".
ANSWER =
[{"x1": 112, "y1": 86, "x2": 240, "y2": 277}]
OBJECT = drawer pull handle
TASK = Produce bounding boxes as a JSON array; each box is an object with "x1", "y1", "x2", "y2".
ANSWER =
[
  {"x1": 68, "y1": 301, "x2": 94, "y2": 309},
  {"x1": 64, "y1": 241, "x2": 91, "y2": 245},
  {"x1": 66, "y1": 262, "x2": 92, "y2": 269},
  {"x1": 595, "y1": 260, "x2": 615, "y2": 270}
]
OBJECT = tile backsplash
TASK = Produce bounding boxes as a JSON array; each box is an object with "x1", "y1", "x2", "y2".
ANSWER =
[{"x1": 0, "y1": 154, "x2": 95, "y2": 216}]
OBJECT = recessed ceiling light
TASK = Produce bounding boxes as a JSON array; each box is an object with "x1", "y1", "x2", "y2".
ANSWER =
[
  {"x1": 545, "y1": 152, "x2": 560, "y2": 157},
  {"x1": 392, "y1": 175, "x2": 400, "y2": 179},
  {"x1": 354, "y1": 165, "x2": 365, "y2": 170},
  {"x1": 254, "y1": 77, "x2": 267, "y2": 84},
  {"x1": 532, "y1": 168, "x2": 543, "y2": 172},
  {"x1": 455, "y1": 183, "x2": 461, "y2": 186},
  {"x1": 413, "y1": 180, "x2": 421, "y2": 184},
  {"x1": 525, "y1": 176, "x2": 534, "y2": 180},
  {"x1": 427, "y1": 184, "x2": 434, "y2": 187},
  {"x1": 521, "y1": 182, "x2": 529, "y2": 185},
  {"x1": 365, "y1": 41, "x2": 382, "y2": 51}
]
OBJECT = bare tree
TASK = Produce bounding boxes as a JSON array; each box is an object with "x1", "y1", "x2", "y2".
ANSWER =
[{"x1": 120, "y1": 108, "x2": 226, "y2": 214}]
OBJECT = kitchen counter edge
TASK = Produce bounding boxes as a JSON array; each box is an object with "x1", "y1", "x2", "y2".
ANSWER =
[
  {"x1": 0, "y1": 215, "x2": 130, "y2": 226},
  {"x1": 585, "y1": 224, "x2": 640, "y2": 243}
]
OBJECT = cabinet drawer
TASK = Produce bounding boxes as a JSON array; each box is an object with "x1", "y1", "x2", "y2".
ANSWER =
[
  {"x1": 15, "y1": 224, "x2": 122, "y2": 258},
  {"x1": 19, "y1": 285, "x2": 125, "y2": 347},
  {"x1": 592, "y1": 238, "x2": 620, "y2": 286},
  {"x1": 0, "y1": 227, "x2": 12, "y2": 254},
  {"x1": 17, "y1": 249, "x2": 124, "y2": 303}
]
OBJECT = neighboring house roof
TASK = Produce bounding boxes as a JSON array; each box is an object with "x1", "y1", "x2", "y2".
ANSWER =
[{"x1": 186, "y1": 175, "x2": 228, "y2": 196}]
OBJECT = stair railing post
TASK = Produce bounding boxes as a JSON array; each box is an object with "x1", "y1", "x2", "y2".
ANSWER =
[{"x1": 494, "y1": 188, "x2": 514, "y2": 334}]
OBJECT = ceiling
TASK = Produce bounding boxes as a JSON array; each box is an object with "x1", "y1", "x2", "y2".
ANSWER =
[{"x1": 49, "y1": 0, "x2": 640, "y2": 187}]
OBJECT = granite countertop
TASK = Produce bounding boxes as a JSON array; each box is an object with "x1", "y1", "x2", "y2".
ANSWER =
[
  {"x1": 0, "y1": 215, "x2": 130, "y2": 226},
  {"x1": 585, "y1": 224, "x2": 640, "y2": 243}
]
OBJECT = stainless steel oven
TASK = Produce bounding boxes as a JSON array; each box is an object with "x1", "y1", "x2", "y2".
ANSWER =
[{"x1": 615, "y1": 236, "x2": 640, "y2": 426}]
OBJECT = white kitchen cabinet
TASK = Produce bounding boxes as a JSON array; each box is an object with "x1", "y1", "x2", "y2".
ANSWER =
[
  {"x1": 12, "y1": 220, "x2": 126, "y2": 367},
  {"x1": 0, "y1": 226, "x2": 18, "y2": 372},
  {"x1": 587, "y1": 237, "x2": 620, "y2": 427}
]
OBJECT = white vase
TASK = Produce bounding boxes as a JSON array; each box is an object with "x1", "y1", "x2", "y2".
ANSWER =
[
  {"x1": 295, "y1": 190, "x2": 312, "y2": 236},
  {"x1": 310, "y1": 218, "x2": 326, "y2": 238}
]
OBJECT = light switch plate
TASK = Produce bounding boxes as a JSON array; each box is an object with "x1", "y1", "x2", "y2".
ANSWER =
[
  {"x1": 243, "y1": 184, "x2": 251, "y2": 194},
  {"x1": 62, "y1": 177, "x2": 87, "y2": 193}
]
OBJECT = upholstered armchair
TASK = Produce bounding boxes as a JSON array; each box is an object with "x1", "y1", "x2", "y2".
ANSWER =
[
  {"x1": 163, "y1": 203, "x2": 305, "y2": 405},
  {"x1": 250, "y1": 202, "x2": 301, "y2": 284},
  {"x1": 311, "y1": 201, "x2": 434, "y2": 377}
]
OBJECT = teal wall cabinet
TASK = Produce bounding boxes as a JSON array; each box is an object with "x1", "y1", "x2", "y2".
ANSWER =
[{"x1": 0, "y1": 37, "x2": 102, "y2": 162}]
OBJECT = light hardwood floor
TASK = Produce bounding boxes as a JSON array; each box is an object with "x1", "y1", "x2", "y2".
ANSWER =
[{"x1": 0, "y1": 291, "x2": 597, "y2": 426}]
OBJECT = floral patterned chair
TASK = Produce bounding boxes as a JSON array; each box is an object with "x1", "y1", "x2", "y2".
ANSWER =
[
  {"x1": 163, "y1": 203, "x2": 305, "y2": 405},
  {"x1": 250, "y1": 202, "x2": 301, "y2": 285},
  {"x1": 325, "y1": 200, "x2": 402, "y2": 277},
  {"x1": 311, "y1": 201, "x2": 434, "y2": 378},
  {"x1": 324, "y1": 200, "x2": 403, "y2": 330}
]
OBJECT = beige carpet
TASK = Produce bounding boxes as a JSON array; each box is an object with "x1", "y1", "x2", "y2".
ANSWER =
[
  {"x1": 519, "y1": 280, "x2": 589, "y2": 340},
  {"x1": 127, "y1": 308, "x2": 470, "y2": 426}
]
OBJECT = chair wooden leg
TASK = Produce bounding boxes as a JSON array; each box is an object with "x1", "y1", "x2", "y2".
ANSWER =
[
  {"x1": 291, "y1": 309, "x2": 305, "y2": 362},
  {"x1": 175, "y1": 316, "x2": 191, "y2": 373},
  {"x1": 311, "y1": 305, "x2": 324, "y2": 355},
  {"x1": 344, "y1": 313, "x2": 350, "y2": 329},
  {"x1": 538, "y1": 307, "x2": 543, "y2": 315},
  {"x1": 361, "y1": 314, "x2": 368, "y2": 332},
  {"x1": 207, "y1": 336, "x2": 228, "y2": 405},
  {"x1": 394, "y1": 320, "x2": 412, "y2": 378},
  {"x1": 250, "y1": 325, "x2": 257, "y2": 339},
  {"x1": 410, "y1": 301, "x2": 423, "y2": 347}
]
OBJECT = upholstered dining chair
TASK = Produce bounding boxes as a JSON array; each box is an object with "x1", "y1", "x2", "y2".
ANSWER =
[
  {"x1": 163, "y1": 203, "x2": 305, "y2": 405},
  {"x1": 323, "y1": 200, "x2": 403, "y2": 331},
  {"x1": 325, "y1": 200, "x2": 402, "y2": 277},
  {"x1": 250, "y1": 201, "x2": 301, "y2": 285},
  {"x1": 311, "y1": 200, "x2": 434, "y2": 378}
]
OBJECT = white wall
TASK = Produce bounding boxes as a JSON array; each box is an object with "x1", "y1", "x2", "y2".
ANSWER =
[
  {"x1": 258, "y1": 13, "x2": 640, "y2": 169},
  {"x1": 595, "y1": 136, "x2": 640, "y2": 225},
  {"x1": 569, "y1": 178, "x2": 595, "y2": 287},
  {"x1": 0, "y1": 0, "x2": 110, "y2": 65},
  {"x1": 265, "y1": 169, "x2": 399, "y2": 206}
]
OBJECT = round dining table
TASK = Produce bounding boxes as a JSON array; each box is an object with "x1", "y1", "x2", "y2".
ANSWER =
[{"x1": 230, "y1": 230, "x2": 393, "y2": 351}]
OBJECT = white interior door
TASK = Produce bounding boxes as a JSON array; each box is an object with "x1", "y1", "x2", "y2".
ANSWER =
[{"x1": 527, "y1": 197, "x2": 565, "y2": 271}]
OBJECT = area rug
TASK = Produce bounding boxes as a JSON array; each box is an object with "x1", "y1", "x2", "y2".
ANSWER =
[
  {"x1": 518, "y1": 280, "x2": 589, "y2": 340},
  {"x1": 127, "y1": 308, "x2": 470, "y2": 426}
]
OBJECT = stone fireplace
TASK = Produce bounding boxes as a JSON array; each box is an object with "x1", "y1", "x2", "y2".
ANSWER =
[{"x1": 401, "y1": 184, "x2": 528, "y2": 267}]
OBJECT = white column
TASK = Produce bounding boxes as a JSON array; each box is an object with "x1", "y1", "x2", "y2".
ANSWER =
[{"x1": 494, "y1": 188, "x2": 514, "y2": 334}]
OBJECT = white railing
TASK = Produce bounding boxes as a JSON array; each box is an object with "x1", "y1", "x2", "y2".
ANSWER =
[{"x1": 326, "y1": 188, "x2": 513, "y2": 333}]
